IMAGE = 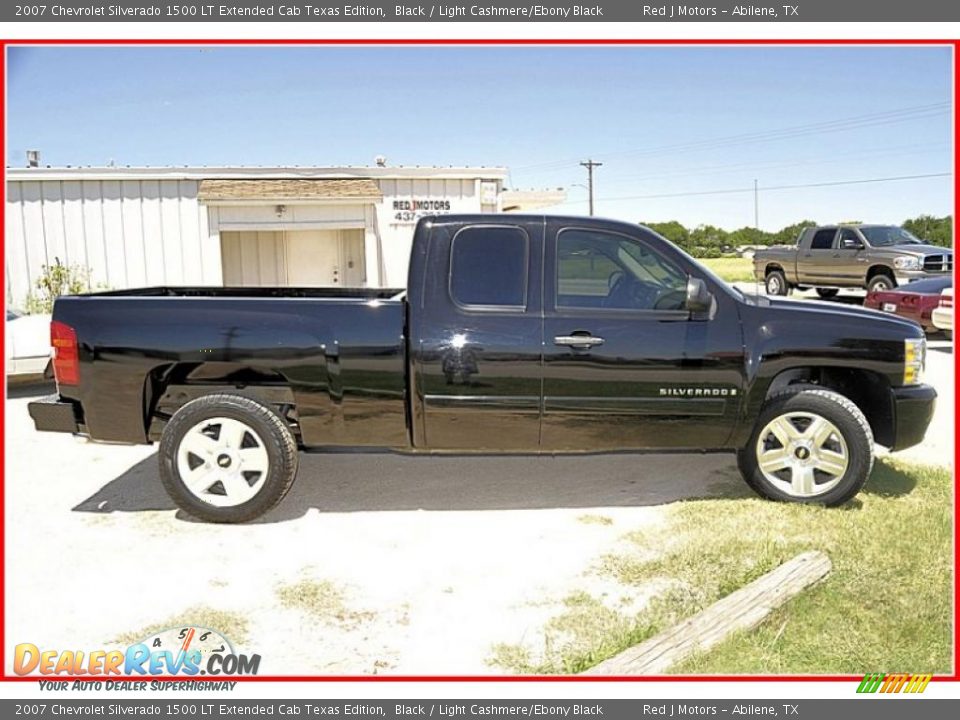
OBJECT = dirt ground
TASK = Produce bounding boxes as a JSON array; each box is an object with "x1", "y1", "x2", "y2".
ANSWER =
[{"x1": 5, "y1": 337, "x2": 952, "y2": 676}]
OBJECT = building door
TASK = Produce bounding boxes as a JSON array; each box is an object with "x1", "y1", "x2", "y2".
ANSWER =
[
  {"x1": 285, "y1": 229, "x2": 366, "y2": 287},
  {"x1": 221, "y1": 229, "x2": 366, "y2": 287},
  {"x1": 220, "y1": 231, "x2": 286, "y2": 286}
]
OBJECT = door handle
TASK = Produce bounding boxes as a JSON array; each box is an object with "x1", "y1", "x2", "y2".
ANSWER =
[{"x1": 554, "y1": 335, "x2": 605, "y2": 349}]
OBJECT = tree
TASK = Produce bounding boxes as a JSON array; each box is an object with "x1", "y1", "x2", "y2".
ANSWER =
[
  {"x1": 643, "y1": 220, "x2": 690, "y2": 250},
  {"x1": 902, "y1": 215, "x2": 952, "y2": 248}
]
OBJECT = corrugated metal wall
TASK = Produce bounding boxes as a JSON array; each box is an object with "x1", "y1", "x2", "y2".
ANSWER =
[{"x1": 5, "y1": 179, "x2": 218, "y2": 307}]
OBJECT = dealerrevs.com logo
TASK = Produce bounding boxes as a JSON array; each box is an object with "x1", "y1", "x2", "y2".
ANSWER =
[
  {"x1": 14, "y1": 626, "x2": 261, "y2": 676},
  {"x1": 856, "y1": 673, "x2": 932, "y2": 694}
]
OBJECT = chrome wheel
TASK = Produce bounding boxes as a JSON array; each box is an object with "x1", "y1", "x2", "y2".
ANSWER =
[
  {"x1": 766, "y1": 275, "x2": 783, "y2": 295},
  {"x1": 754, "y1": 412, "x2": 849, "y2": 498},
  {"x1": 176, "y1": 417, "x2": 270, "y2": 507}
]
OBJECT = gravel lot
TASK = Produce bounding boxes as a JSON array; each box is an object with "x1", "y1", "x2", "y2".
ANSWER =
[{"x1": 5, "y1": 328, "x2": 952, "y2": 676}]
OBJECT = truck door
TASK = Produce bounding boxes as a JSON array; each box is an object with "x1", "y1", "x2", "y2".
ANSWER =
[
  {"x1": 800, "y1": 227, "x2": 840, "y2": 283},
  {"x1": 830, "y1": 227, "x2": 868, "y2": 282},
  {"x1": 410, "y1": 219, "x2": 544, "y2": 450},
  {"x1": 541, "y1": 220, "x2": 744, "y2": 451}
]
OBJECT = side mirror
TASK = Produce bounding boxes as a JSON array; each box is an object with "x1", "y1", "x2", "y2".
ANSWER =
[
  {"x1": 686, "y1": 277, "x2": 714, "y2": 314},
  {"x1": 841, "y1": 238, "x2": 864, "y2": 250}
]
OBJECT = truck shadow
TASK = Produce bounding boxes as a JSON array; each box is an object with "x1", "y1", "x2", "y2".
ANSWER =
[{"x1": 71, "y1": 451, "x2": 917, "y2": 524}]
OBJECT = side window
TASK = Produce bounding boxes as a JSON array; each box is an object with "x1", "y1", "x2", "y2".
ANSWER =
[
  {"x1": 557, "y1": 229, "x2": 688, "y2": 311},
  {"x1": 449, "y1": 226, "x2": 528, "y2": 308},
  {"x1": 837, "y1": 228, "x2": 861, "y2": 248},
  {"x1": 810, "y1": 229, "x2": 837, "y2": 250}
]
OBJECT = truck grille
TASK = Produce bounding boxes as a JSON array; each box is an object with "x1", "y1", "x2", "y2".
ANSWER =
[{"x1": 923, "y1": 255, "x2": 953, "y2": 272}]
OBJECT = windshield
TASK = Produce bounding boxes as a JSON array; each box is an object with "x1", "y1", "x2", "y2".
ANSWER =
[{"x1": 859, "y1": 226, "x2": 923, "y2": 247}]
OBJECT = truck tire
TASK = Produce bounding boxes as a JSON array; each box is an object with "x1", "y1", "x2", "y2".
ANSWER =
[
  {"x1": 867, "y1": 273, "x2": 896, "y2": 293},
  {"x1": 765, "y1": 270, "x2": 789, "y2": 296},
  {"x1": 159, "y1": 394, "x2": 299, "y2": 523},
  {"x1": 736, "y1": 388, "x2": 873, "y2": 507},
  {"x1": 815, "y1": 288, "x2": 839, "y2": 299}
]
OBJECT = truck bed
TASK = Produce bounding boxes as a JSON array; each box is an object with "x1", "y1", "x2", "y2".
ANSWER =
[
  {"x1": 51, "y1": 290, "x2": 410, "y2": 448},
  {"x1": 84, "y1": 285, "x2": 404, "y2": 299}
]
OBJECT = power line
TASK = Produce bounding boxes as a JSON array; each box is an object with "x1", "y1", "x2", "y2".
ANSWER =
[
  {"x1": 597, "y1": 141, "x2": 949, "y2": 187},
  {"x1": 560, "y1": 171, "x2": 952, "y2": 204},
  {"x1": 513, "y1": 102, "x2": 949, "y2": 173}
]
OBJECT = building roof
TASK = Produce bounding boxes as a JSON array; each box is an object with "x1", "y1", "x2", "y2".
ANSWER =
[
  {"x1": 5, "y1": 165, "x2": 509, "y2": 182},
  {"x1": 198, "y1": 178, "x2": 382, "y2": 203}
]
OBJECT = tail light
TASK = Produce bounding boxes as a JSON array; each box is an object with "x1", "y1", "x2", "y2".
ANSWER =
[
  {"x1": 941, "y1": 294, "x2": 953, "y2": 309},
  {"x1": 50, "y1": 321, "x2": 79, "y2": 386}
]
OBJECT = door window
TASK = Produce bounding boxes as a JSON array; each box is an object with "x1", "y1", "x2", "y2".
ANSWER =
[
  {"x1": 557, "y1": 229, "x2": 688, "y2": 311},
  {"x1": 837, "y1": 228, "x2": 862, "y2": 249},
  {"x1": 449, "y1": 226, "x2": 528, "y2": 308},
  {"x1": 810, "y1": 229, "x2": 837, "y2": 250}
]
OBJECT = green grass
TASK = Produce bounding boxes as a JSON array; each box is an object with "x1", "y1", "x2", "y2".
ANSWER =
[
  {"x1": 491, "y1": 459, "x2": 952, "y2": 675},
  {"x1": 700, "y1": 256, "x2": 756, "y2": 284},
  {"x1": 276, "y1": 579, "x2": 375, "y2": 625}
]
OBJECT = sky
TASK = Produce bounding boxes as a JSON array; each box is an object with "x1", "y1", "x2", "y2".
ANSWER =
[{"x1": 6, "y1": 45, "x2": 953, "y2": 231}]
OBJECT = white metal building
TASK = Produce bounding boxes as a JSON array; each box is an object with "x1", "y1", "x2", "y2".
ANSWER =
[{"x1": 5, "y1": 165, "x2": 534, "y2": 307}]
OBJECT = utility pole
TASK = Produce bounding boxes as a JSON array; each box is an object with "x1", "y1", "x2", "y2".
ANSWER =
[
  {"x1": 580, "y1": 159, "x2": 603, "y2": 216},
  {"x1": 754, "y1": 178, "x2": 759, "y2": 229}
]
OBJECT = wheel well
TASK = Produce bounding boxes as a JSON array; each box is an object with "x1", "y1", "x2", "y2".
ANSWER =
[
  {"x1": 143, "y1": 363, "x2": 299, "y2": 442},
  {"x1": 765, "y1": 264, "x2": 784, "y2": 277},
  {"x1": 866, "y1": 265, "x2": 895, "y2": 282},
  {"x1": 765, "y1": 367, "x2": 895, "y2": 447}
]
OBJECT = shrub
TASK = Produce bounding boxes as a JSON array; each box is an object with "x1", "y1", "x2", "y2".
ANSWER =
[{"x1": 24, "y1": 257, "x2": 91, "y2": 314}]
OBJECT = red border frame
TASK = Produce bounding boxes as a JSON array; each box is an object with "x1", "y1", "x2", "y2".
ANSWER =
[{"x1": 0, "y1": 36, "x2": 957, "y2": 685}]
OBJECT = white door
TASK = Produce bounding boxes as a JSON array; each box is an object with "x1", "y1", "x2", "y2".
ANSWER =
[
  {"x1": 221, "y1": 231, "x2": 286, "y2": 286},
  {"x1": 284, "y1": 230, "x2": 341, "y2": 286},
  {"x1": 338, "y1": 229, "x2": 366, "y2": 286}
]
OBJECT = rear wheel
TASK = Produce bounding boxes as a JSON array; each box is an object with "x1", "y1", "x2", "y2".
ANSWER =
[
  {"x1": 737, "y1": 388, "x2": 873, "y2": 506},
  {"x1": 815, "y1": 288, "x2": 839, "y2": 299},
  {"x1": 765, "y1": 270, "x2": 789, "y2": 296},
  {"x1": 159, "y1": 394, "x2": 298, "y2": 523}
]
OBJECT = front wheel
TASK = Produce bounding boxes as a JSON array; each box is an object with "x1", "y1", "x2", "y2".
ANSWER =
[
  {"x1": 159, "y1": 394, "x2": 299, "y2": 523},
  {"x1": 867, "y1": 274, "x2": 896, "y2": 293},
  {"x1": 737, "y1": 388, "x2": 873, "y2": 506}
]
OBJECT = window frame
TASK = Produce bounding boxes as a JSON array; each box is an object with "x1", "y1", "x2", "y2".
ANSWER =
[
  {"x1": 447, "y1": 224, "x2": 531, "y2": 313},
  {"x1": 553, "y1": 226, "x2": 691, "y2": 318}
]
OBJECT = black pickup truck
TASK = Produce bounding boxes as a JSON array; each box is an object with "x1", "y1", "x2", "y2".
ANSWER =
[{"x1": 30, "y1": 215, "x2": 936, "y2": 522}]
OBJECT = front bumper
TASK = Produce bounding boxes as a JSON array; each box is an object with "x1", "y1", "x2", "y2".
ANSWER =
[
  {"x1": 889, "y1": 384, "x2": 937, "y2": 451},
  {"x1": 28, "y1": 395, "x2": 81, "y2": 434},
  {"x1": 895, "y1": 270, "x2": 951, "y2": 286}
]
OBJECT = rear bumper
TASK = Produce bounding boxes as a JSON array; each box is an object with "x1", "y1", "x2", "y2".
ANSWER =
[
  {"x1": 931, "y1": 307, "x2": 952, "y2": 332},
  {"x1": 889, "y1": 384, "x2": 937, "y2": 451},
  {"x1": 28, "y1": 395, "x2": 81, "y2": 434}
]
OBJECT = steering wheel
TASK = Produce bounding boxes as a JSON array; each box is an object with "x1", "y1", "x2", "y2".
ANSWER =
[
  {"x1": 604, "y1": 275, "x2": 658, "y2": 309},
  {"x1": 653, "y1": 288, "x2": 687, "y2": 311}
]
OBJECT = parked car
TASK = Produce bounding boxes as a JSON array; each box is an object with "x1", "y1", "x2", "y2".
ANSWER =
[
  {"x1": 753, "y1": 224, "x2": 952, "y2": 297},
  {"x1": 863, "y1": 276, "x2": 953, "y2": 334},
  {"x1": 6, "y1": 309, "x2": 51, "y2": 378},
  {"x1": 29, "y1": 215, "x2": 936, "y2": 522},
  {"x1": 931, "y1": 288, "x2": 953, "y2": 339}
]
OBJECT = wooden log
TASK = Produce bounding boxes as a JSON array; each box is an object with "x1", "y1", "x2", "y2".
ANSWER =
[{"x1": 583, "y1": 550, "x2": 832, "y2": 675}]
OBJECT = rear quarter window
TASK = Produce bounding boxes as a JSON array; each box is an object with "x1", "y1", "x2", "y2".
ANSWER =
[
  {"x1": 449, "y1": 226, "x2": 528, "y2": 309},
  {"x1": 811, "y1": 229, "x2": 837, "y2": 250}
]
